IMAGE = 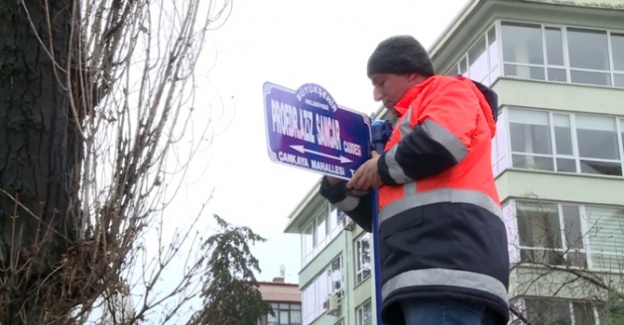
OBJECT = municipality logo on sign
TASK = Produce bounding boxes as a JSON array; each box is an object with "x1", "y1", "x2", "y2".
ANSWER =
[{"x1": 263, "y1": 82, "x2": 372, "y2": 180}]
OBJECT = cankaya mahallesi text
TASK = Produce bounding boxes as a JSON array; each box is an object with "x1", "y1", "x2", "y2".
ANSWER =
[
  {"x1": 271, "y1": 99, "x2": 362, "y2": 157},
  {"x1": 277, "y1": 151, "x2": 348, "y2": 176}
]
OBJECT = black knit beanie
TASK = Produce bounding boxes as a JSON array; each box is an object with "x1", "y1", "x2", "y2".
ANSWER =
[{"x1": 367, "y1": 35, "x2": 434, "y2": 78}]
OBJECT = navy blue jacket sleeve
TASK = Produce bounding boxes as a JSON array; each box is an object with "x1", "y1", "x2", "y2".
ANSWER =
[
  {"x1": 378, "y1": 124, "x2": 459, "y2": 185},
  {"x1": 319, "y1": 177, "x2": 373, "y2": 232}
]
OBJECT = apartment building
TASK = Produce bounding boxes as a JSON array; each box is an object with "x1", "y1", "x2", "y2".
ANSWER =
[
  {"x1": 284, "y1": 0, "x2": 624, "y2": 324},
  {"x1": 258, "y1": 277, "x2": 302, "y2": 325}
]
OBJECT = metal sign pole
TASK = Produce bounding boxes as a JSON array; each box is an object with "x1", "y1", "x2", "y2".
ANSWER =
[{"x1": 370, "y1": 120, "x2": 392, "y2": 325}]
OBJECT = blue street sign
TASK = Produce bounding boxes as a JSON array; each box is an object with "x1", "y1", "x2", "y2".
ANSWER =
[{"x1": 263, "y1": 82, "x2": 372, "y2": 180}]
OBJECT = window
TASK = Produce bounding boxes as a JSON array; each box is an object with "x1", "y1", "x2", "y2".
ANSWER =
[
  {"x1": 516, "y1": 201, "x2": 586, "y2": 267},
  {"x1": 568, "y1": 28, "x2": 611, "y2": 86},
  {"x1": 354, "y1": 233, "x2": 371, "y2": 285},
  {"x1": 448, "y1": 26, "x2": 500, "y2": 86},
  {"x1": 356, "y1": 300, "x2": 373, "y2": 325},
  {"x1": 301, "y1": 256, "x2": 344, "y2": 324},
  {"x1": 300, "y1": 204, "x2": 345, "y2": 266},
  {"x1": 261, "y1": 303, "x2": 302, "y2": 325},
  {"x1": 523, "y1": 298, "x2": 600, "y2": 325},
  {"x1": 500, "y1": 21, "x2": 624, "y2": 87},
  {"x1": 509, "y1": 109, "x2": 554, "y2": 171},
  {"x1": 576, "y1": 115, "x2": 621, "y2": 175},
  {"x1": 585, "y1": 206, "x2": 624, "y2": 270},
  {"x1": 302, "y1": 225, "x2": 313, "y2": 264},
  {"x1": 613, "y1": 33, "x2": 624, "y2": 86},
  {"x1": 501, "y1": 22, "x2": 546, "y2": 80},
  {"x1": 507, "y1": 108, "x2": 624, "y2": 176},
  {"x1": 511, "y1": 200, "x2": 624, "y2": 270},
  {"x1": 491, "y1": 111, "x2": 510, "y2": 176}
]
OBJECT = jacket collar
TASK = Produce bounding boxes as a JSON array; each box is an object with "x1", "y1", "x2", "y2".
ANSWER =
[{"x1": 393, "y1": 76, "x2": 436, "y2": 117}]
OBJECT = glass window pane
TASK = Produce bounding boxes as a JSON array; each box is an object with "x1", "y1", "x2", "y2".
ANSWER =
[
  {"x1": 576, "y1": 115, "x2": 619, "y2": 160},
  {"x1": 547, "y1": 68, "x2": 567, "y2": 82},
  {"x1": 512, "y1": 154, "x2": 554, "y2": 171},
  {"x1": 554, "y1": 114, "x2": 573, "y2": 155},
  {"x1": 469, "y1": 36, "x2": 488, "y2": 82},
  {"x1": 459, "y1": 57, "x2": 468, "y2": 76},
  {"x1": 525, "y1": 299, "x2": 572, "y2": 324},
  {"x1": 570, "y1": 70, "x2": 611, "y2": 86},
  {"x1": 615, "y1": 74, "x2": 624, "y2": 87},
  {"x1": 562, "y1": 205, "x2": 583, "y2": 249},
  {"x1": 302, "y1": 225, "x2": 313, "y2": 259},
  {"x1": 567, "y1": 251, "x2": 588, "y2": 268},
  {"x1": 568, "y1": 28, "x2": 610, "y2": 70},
  {"x1": 488, "y1": 27, "x2": 499, "y2": 70},
  {"x1": 517, "y1": 202, "x2": 561, "y2": 249},
  {"x1": 315, "y1": 216, "x2": 326, "y2": 245},
  {"x1": 520, "y1": 248, "x2": 565, "y2": 265},
  {"x1": 268, "y1": 312, "x2": 278, "y2": 325},
  {"x1": 291, "y1": 310, "x2": 301, "y2": 325},
  {"x1": 545, "y1": 27, "x2": 564, "y2": 65},
  {"x1": 509, "y1": 109, "x2": 552, "y2": 155},
  {"x1": 621, "y1": 119, "x2": 624, "y2": 158},
  {"x1": 501, "y1": 22, "x2": 544, "y2": 65},
  {"x1": 573, "y1": 302, "x2": 596, "y2": 325},
  {"x1": 355, "y1": 233, "x2": 372, "y2": 284},
  {"x1": 504, "y1": 64, "x2": 545, "y2": 80},
  {"x1": 303, "y1": 286, "x2": 314, "y2": 322},
  {"x1": 556, "y1": 158, "x2": 577, "y2": 173},
  {"x1": 330, "y1": 257, "x2": 343, "y2": 297},
  {"x1": 586, "y1": 206, "x2": 624, "y2": 270},
  {"x1": 580, "y1": 160, "x2": 622, "y2": 176},
  {"x1": 611, "y1": 33, "x2": 624, "y2": 71}
]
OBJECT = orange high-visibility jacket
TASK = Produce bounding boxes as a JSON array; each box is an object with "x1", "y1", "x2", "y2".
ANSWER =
[{"x1": 321, "y1": 75, "x2": 509, "y2": 325}]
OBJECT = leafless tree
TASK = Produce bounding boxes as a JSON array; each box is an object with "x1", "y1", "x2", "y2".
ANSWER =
[
  {"x1": 0, "y1": 0, "x2": 233, "y2": 323},
  {"x1": 505, "y1": 194, "x2": 624, "y2": 325}
]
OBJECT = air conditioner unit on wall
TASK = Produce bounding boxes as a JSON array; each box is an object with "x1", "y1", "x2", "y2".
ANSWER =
[
  {"x1": 343, "y1": 217, "x2": 356, "y2": 231},
  {"x1": 325, "y1": 293, "x2": 341, "y2": 316}
]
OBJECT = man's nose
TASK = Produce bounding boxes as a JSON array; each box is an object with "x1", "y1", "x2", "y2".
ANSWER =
[{"x1": 373, "y1": 87, "x2": 383, "y2": 101}]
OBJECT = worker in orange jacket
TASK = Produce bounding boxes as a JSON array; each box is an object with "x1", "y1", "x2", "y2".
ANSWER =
[{"x1": 320, "y1": 35, "x2": 509, "y2": 325}]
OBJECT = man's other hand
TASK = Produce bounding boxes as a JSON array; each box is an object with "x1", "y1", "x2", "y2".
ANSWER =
[
  {"x1": 347, "y1": 151, "x2": 382, "y2": 191},
  {"x1": 325, "y1": 176, "x2": 343, "y2": 186}
]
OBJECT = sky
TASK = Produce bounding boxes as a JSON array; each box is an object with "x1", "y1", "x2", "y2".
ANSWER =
[{"x1": 170, "y1": 0, "x2": 471, "y2": 285}]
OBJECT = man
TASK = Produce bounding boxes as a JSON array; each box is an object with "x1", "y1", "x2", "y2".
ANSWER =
[{"x1": 320, "y1": 35, "x2": 509, "y2": 325}]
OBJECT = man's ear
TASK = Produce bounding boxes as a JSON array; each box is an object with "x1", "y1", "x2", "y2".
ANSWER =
[{"x1": 407, "y1": 72, "x2": 427, "y2": 84}]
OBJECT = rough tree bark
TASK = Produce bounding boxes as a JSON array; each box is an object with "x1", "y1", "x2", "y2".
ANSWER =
[
  {"x1": 0, "y1": 0, "x2": 234, "y2": 323},
  {"x1": 0, "y1": 1, "x2": 82, "y2": 323}
]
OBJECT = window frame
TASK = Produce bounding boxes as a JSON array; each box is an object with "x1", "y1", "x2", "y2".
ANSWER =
[
  {"x1": 300, "y1": 203, "x2": 345, "y2": 267},
  {"x1": 519, "y1": 297, "x2": 604, "y2": 325},
  {"x1": 449, "y1": 25, "x2": 501, "y2": 86},
  {"x1": 261, "y1": 302, "x2": 302, "y2": 325},
  {"x1": 508, "y1": 199, "x2": 624, "y2": 272},
  {"x1": 504, "y1": 107, "x2": 624, "y2": 177},
  {"x1": 497, "y1": 19, "x2": 624, "y2": 88},
  {"x1": 354, "y1": 232, "x2": 372, "y2": 286},
  {"x1": 301, "y1": 255, "x2": 345, "y2": 324},
  {"x1": 356, "y1": 300, "x2": 373, "y2": 325}
]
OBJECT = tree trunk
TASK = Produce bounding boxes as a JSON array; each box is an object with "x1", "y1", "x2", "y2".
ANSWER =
[{"x1": 0, "y1": 0, "x2": 81, "y2": 323}]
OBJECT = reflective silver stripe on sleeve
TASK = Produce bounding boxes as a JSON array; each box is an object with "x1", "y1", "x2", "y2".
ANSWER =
[
  {"x1": 384, "y1": 146, "x2": 414, "y2": 184},
  {"x1": 421, "y1": 119, "x2": 468, "y2": 163},
  {"x1": 382, "y1": 268, "x2": 509, "y2": 308},
  {"x1": 334, "y1": 196, "x2": 359, "y2": 212},
  {"x1": 398, "y1": 105, "x2": 415, "y2": 137},
  {"x1": 379, "y1": 187, "x2": 502, "y2": 224},
  {"x1": 383, "y1": 105, "x2": 415, "y2": 184}
]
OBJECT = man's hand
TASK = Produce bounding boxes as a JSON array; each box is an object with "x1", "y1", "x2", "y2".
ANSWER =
[
  {"x1": 325, "y1": 176, "x2": 343, "y2": 186},
  {"x1": 347, "y1": 151, "x2": 382, "y2": 191}
]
